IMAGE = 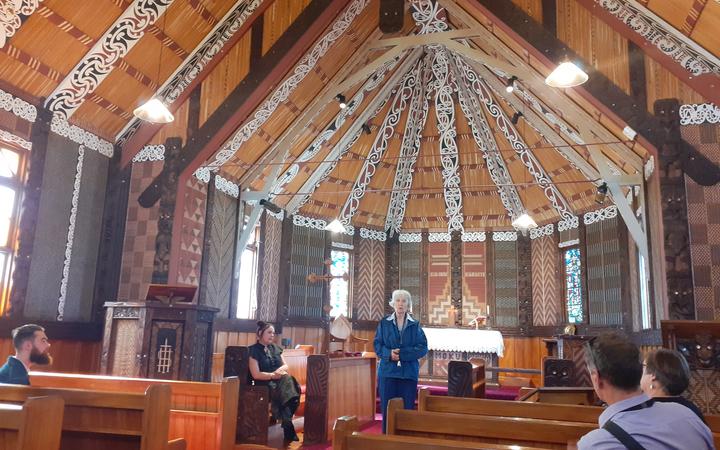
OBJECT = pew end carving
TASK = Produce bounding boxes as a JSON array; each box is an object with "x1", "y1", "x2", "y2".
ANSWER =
[
  {"x1": 0, "y1": 396, "x2": 65, "y2": 450},
  {"x1": 447, "y1": 359, "x2": 485, "y2": 398},
  {"x1": 542, "y1": 358, "x2": 575, "y2": 387}
]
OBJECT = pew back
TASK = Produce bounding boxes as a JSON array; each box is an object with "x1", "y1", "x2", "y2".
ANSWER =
[
  {"x1": 284, "y1": 346, "x2": 313, "y2": 387},
  {"x1": 518, "y1": 387, "x2": 600, "y2": 405},
  {"x1": 0, "y1": 396, "x2": 64, "y2": 450},
  {"x1": 29, "y1": 372, "x2": 238, "y2": 450}
]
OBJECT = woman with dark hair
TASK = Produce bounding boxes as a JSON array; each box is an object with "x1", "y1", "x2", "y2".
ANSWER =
[
  {"x1": 641, "y1": 348, "x2": 705, "y2": 421},
  {"x1": 248, "y1": 321, "x2": 301, "y2": 442}
]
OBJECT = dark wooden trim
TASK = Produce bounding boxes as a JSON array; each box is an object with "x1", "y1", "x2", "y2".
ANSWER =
[
  {"x1": 486, "y1": 236, "x2": 495, "y2": 328},
  {"x1": 541, "y1": 0, "x2": 557, "y2": 37},
  {"x1": 617, "y1": 216, "x2": 633, "y2": 331},
  {"x1": 250, "y1": 13, "x2": 264, "y2": 64},
  {"x1": 187, "y1": 86, "x2": 202, "y2": 139},
  {"x1": 578, "y1": 222, "x2": 590, "y2": 325},
  {"x1": 450, "y1": 230, "x2": 462, "y2": 327},
  {"x1": 255, "y1": 210, "x2": 267, "y2": 317},
  {"x1": 517, "y1": 234, "x2": 533, "y2": 335},
  {"x1": 227, "y1": 199, "x2": 247, "y2": 320},
  {"x1": 119, "y1": 0, "x2": 276, "y2": 166},
  {"x1": 151, "y1": 137, "x2": 183, "y2": 284},
  {"x1": 7, "y1": 106, "x2": 52, "y2": 317},
  {"x1": 284, "y1": 317, "x2": 325, "y2": 328},
  {"x1": 627, "y1": 40, "x2": 647, "y2": 113},
  {"x1": 0, "y1": 319, "x2": 103, "y2": 341},
  {"x1": 384, "y1": 233, "x2": 400, "y2": 316},
  {"x1": 277, "y1": 215, "x2": 294, "y2": 324}
]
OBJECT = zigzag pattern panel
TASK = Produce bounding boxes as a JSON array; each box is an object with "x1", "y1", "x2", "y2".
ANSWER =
[
  {"x1": 586, "y1": 218, "x2": 622, "y2": 326},
  {"x1": 494, "y1": 241, "x2": 518, "y2": 327},
  {"x1": 427, "y1": 242, "x2": 452, "y2": 325},
  {"x1": 462, "y1": 242, "x2": 486, "y2": 325},
  {"x1": 531, "y1": 234, "x2": 561, "y2": 326},
  {"x1": 370, "y1": 240, "x2": 386, "y2": 320},
  {"x1": 258, "y1": 214, "x2": 282, "y2": 322},
  {"x1": 288, "y1": 225, "x2": 325, "y2": 318},
  {"x1": 177, "y1": 177, "x2": 207, "y2": 286},
  {"x1": 198, "y1": 191, "x2": 236, "y2": 317},
  {"x1": 400, "y1": 241, "x2": 421, "y2": 318}
]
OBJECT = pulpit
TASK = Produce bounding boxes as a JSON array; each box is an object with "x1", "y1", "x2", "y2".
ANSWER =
[
  {"x1": 100, "y1": 300, "x2": 218, "y2": 381},
  {"x1": 419, "y1": 327, "x2": 504, "y2": 382},
  {"x1": 544, "y1": 335, "x2": 593, "y2": 387}
]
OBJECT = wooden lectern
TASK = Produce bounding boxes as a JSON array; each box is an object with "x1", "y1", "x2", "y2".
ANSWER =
[{"x1": 100, "y1": 285, "x2": 218, "y2": 381}]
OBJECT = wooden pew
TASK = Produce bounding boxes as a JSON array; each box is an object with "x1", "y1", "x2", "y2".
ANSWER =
[
  {"x1": 303, "y1": 355, "x2": 376, "y2": 445},
  {"x1": 518, "y1": 386, "x2": 601, "y2": 406},
  {"x1": 0, "y1": 383, "x2": 181, "y2": 450},
  {"x1": 0, "y1": 396, "x2": 64, "y2": 450},
  {"x1": 386, "y1": 398, "x2": 595, "y2": 449},
  {"x1": 28, "y1": 371, "x2": 237, "y2": 450},
  {"x1": 448, "y1": 359, "x2": 485, "y2": 398},
  {"x1": 283, "y1": 346, "x2": 313, "y2": 416},
  {"x1": 333, "y1": 416, "x2": 546, "y2": 450}
]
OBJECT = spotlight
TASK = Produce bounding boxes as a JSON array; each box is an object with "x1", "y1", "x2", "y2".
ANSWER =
[
  {"x1": 545, "y1": 61, "x2": 588, "y2": 88},
  {"x1": 361, "y1": 123, "x2": 372, "y2": 135},
  {"x1": 335, "y1": 94, "x2": 347, "y2": 109},
  {"x1": 259, "y1": 199, "x2": 282, "y2": 214},
  {"x1": 505, "y1": 76, "x2": 518, "y2": 93},
  {"x1": 511, "y1": 111, "x2": 523, "y2": 125},
  {"x1": 595, "y1": 182, "x2": 608, "y2": 205}
]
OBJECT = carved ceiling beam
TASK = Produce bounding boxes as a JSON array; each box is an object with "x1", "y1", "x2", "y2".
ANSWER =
[
  {"x1": 285, "y1": 48, "x2": 424, "y2": 214},
  {"x1": 368, "y1": 28, "x2": 485, "y2": 49},
  {"x1": 0, "y1": 0, "x2": 44, "y2": 48}
]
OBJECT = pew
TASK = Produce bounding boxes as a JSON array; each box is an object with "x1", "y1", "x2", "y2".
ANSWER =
[
  {"x1": 0, "y1": 396, "x2": 64, "y2": 450},
  {"x1": 28, "y1": 371, "x2": 237, "y2": 450},
  {"x1": 0, "y1": 383, "x2": 181, "y2": 450},
  {"x1": 283, "y1": 346, "x2": 314, "y2": 416},
  {"x1": 386, "y1": 398, "x2": 595, "y2": 449},
  {"x1": 333, "y1": 416, "x2": 546, "y2": 450},
  {"x1": 447, "y1": 359, "x2": 485, "y2": 398},
  {"x1": 303, "y1": 355, "x2": 376, "y2": 445},
  {"x1": 518, "y1": 386, "x2": 601, "y2": 406}
]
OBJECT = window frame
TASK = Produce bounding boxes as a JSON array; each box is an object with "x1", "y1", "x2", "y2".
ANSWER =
[
  {"x1": 328, "y1": 243, "x2": 353, "y2": 319},
  {"x1": 561, "y1": 244, "x2": 584, "y2": 324}
]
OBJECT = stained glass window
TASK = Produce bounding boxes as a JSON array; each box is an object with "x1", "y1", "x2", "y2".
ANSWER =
[
  {"x1": 564, "y1": 247, "x2": 583, "y2": 323},
  {"x1": 329, "y1": 249, "x2": 350, "y2": 318}
]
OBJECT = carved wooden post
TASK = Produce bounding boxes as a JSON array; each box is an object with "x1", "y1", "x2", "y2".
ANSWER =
[
  {"x1": 517, "y1": 233, "x2": 533, "y2": 335},
  {"x1": 654, "y1": 99, "x2": 695, "y2": 320},
  {"x1": 450, "y1": 230, "x2": 462, "y2": 327},
  {"x1": 8, "y1": 106, "x2": 52, "y2": 317}
]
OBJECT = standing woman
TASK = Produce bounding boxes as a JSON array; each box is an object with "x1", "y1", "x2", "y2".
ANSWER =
[
  {"x1": 248, "y1": 321, "x2": 301, "y2": 442},
  {"x1": 373, "y1": 289, "x2": 428, "y2": 433}
]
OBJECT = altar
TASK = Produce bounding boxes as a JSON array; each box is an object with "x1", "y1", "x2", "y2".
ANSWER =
[{"x1": 419, "y1": 328, "x2": 504, "y2": 382}]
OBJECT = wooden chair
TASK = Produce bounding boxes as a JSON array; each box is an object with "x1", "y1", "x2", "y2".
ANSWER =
[{"x1": 0, "y1": 396, "x2": 64, "y2": 450}]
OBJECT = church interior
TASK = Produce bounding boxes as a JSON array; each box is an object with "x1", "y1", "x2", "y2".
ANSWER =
[{"x1": 0, "y1": 0, "x2": 719, "y2": 448}]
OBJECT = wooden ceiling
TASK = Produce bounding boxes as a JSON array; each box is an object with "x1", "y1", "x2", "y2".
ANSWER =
[{"x1": 1, "y1": 0, "x2": 717, "y2": 233}]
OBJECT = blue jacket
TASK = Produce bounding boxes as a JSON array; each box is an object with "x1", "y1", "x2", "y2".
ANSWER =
[
  {"x1": 373, "y1": 313, "x2": 428, "y2": 381},
  {"x1": 0, "y1": 357, "x2": 29, "y2": 385}
]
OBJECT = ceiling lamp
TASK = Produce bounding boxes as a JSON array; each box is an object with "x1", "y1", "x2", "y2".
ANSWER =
[
  {"x1": 133, "y1": 98, "x2": 174, "y2": 123},
  {"x1": 512, "y1": 212, "x2": 538, "y2": 230},
  {"x1": 325, "y1": 218, "x2": 346, "y2": 233},
  {"x1": 545, "y1": 62, "x2": 588, "y2": 88},
  {"x1": 361, "y1": 123, "x2": 372, "y2": 135},
  {"x1": 595, "y1": 182, "x2": 608, "y2": 205},
  {"x1": 505, "y1": 75, "x2": 518, "y2": 93},
  {"x1": 335, "y1": 94, "x2": 347, "y2": 109},
  {"x1": 511, "y1": 111, "x2": 523, "y2": 125}
]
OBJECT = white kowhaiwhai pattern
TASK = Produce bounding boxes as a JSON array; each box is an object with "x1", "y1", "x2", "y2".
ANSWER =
[{"x1": 58, "y1": 145, "x2": 85, "y2": 321}]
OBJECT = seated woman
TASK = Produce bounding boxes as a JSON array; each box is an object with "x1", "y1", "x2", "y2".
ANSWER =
[
  {"x1": 248, "y1": 321, "x2": 301, "y2": 442},
  {"x1": 641, "y1": 348, "x2": 705, "y2": 421}
]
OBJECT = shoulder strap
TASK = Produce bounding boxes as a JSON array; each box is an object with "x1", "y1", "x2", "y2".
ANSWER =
[{"x1": 602, "y1": 420, "x2": 646, "y2": 450}]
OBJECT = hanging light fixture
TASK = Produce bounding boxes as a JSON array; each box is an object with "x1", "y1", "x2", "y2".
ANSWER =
[
  {"x1": 361, "y1": 123, "x2": 372, "y2": 135},
  {"x1": 595, "y1": 182, "x2": 608, "y2": 205},
  {"x1": 335, "y1": 94, "x2": 347, "y2": 109},
  {"x1": 325, "y1": 218, "x2": 346, "y2": 233},
  {"x1": 505, "y1": 75, "x2": 518, "y2": 93},
  {"x1": 512, "y1": 212, "x2": 538, "y2": 230},
  {"x1": 134, "y1": 8, "x2": 174, "y2": 123},
  {"x1": 511, "y1": 111, "x2": 523, "y2": 125},
  {"x1": 545, "y1": 61, "x2": 588, "y2": 88}
]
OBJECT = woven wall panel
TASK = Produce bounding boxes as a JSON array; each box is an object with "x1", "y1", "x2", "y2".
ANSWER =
[
  {"x1": 531, "y1": 234, "x2": 562, "y2": 326},
  {"x1": 586, "y1": 217, "x2": 622, "y2": 326},
  {"x1": 628, "y1": 235, "x2": 642, "y2": 332},
  {"x1": 354, "y1": 238, "x2": 386, "y2": 320},
  {"x1": 683, "y1": 124, "x2": 720, "y2": 320},
  {"x1": 399, "y1": 241, "x2": 422, "y2": 318},
  {"x1": 461, "y1": 242, "x2": 486, "y2": 324},
  {"x1": 176, "y1": 177, "x2": 207, "y2": 286},
  {"x1": 494, "y1": 241, "x2": 518, "y2": 327},
  {"x1": 258, "y1": 214, "x2": 282, "y2": 322},
  {"x1": 288, "y1": 225, "x2": 325, "y2": 318},
  {"x1": 427, "y1": 242, "x2": 452, "y2": 325}
]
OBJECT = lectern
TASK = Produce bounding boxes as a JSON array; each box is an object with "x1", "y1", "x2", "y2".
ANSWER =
[{"x1": 100, "y1": 288, "x2": 218, "y2": 381}]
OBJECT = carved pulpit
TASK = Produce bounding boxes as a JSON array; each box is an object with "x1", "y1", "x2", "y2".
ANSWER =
[
  {"x1": 544, "y1": 334, "x2": 593, "y2": 387},
  {"x1": 100, "y1": 285, "x2": 218, "y2": 381}
]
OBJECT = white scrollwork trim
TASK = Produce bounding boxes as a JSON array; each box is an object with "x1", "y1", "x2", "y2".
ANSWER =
[
  {"x1": 461, "y1": 231, "x2": 486, "y2": 242},
  {"x1": 0, "y1": 88, "x2": 36, "y2": 122},
  {"x1": 529, "y1": 223, "x2": 554, "y2": 240},
  {"x1": 0, "y1": 0, "x2": 43, "y2": 48},
  {"x1": 492, "y1": 231, "x2": 517, "y2": 242},
  {"x1": 0, "y1": 129, "x2": 31, "y2": 150},
  {"x1": 679, "y1": 103, "x2": 720, "y2": 125},
  {"x1": 215, "y1": 174, "x2": 239, "y2": 198},
  {"x1": 428, "y1": 232, "x2": 451, "y2": 242},
  {"x1": 411, "y1": 0, "x2": 448, "y2": 34},
  {"x1": 132, "y1": 144, "x2": 165, "y2": 162},
  {"x1": 46, "y1": 0, "x2": 174, "y2": 119},
  {"x1": 266, "y1": 209, "x2": 284, "y2": 221},
  {"x1": 58, "y1": 145, "x2": 85, "y2": 321},
  {"x1": 584, "y1": 205, "x2": 618, "y2": 225},
  {"x1": 399, "y1": 233, "x2": 422, "y2": 243},
  {"x1": 644, "y1": 156, "x2": 654, "y2": 180},
  {"x1": 332, "y1": 241, "x2": 354, "y2": 250},
  {"x1": 558, "y1": 238, "x2": 580, "y2": 248},
  {"x1": 50, "y1": 115, "x2": 113, "y2": 157},
  {"x1": 293, "y1": 214, "x2": 327, "y2": 231},
  {"x1": 558, "y1": 216, "x2": 580, "y2": 232},
  {"x1": 360, "y1": 227, "x2": 386, "y2": 241}
]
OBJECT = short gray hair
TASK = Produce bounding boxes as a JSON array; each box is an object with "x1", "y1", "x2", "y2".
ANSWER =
[{"x1": 390, "y1": 289, "x2": 412, "y2": 312}]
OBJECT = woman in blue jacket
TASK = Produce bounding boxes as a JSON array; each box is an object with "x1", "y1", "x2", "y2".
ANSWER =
[{"x1": 373, "y1": 289, "x2": 428, "y2": 433}]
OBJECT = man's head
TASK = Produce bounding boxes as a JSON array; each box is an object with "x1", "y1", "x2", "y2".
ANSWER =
[
  {"x1": 585, "y1": 332, "x2": 642, "y2": 401},
  {"x1": 12, "y1": 324, "x2": 52, "y2": 366}
]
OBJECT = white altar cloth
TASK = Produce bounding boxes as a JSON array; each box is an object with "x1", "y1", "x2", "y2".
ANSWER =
[{"x1": 423, "y1": 328, "x2": 504, "y2": 357}]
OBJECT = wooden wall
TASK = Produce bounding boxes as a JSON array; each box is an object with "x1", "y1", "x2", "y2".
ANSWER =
[
  {"x1": 498, "y1": 336, "x2": 545, "y2": 387},
  {"x1": 0, "y1": 338, "x2": 101, "y2": 374}
]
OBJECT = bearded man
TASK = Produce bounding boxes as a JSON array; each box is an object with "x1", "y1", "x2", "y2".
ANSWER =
[{"x1": 0, "y1": 324, "x2": 52, "y2": 385}]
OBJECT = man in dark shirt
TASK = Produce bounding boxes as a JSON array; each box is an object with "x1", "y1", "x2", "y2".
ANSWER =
[{"x1": 0, "y1": 324, "x2": 52, "y2": 385}]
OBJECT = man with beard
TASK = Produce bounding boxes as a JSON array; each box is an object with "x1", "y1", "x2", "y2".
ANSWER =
[{"x1": 0, "y1": 324, "x2": 52, "y2": 385}]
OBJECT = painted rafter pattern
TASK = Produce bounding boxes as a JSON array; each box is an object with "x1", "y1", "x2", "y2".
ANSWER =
[
  {"x1": 339, "y1": 61, "x2": 420, "y2": 226},
  {"x1": 454, "y1": 55, "x2": 574, "y2": 221},
  {"x1": 0, "y1": 0, "x2": 43, "y2": 48},
  {"x1": 385, "y1": 57, "x2": 432, "y2": 235},
  {"x1": 430, "y1": 48, "x2": 464, "y2": 232},
  {"x1": 116, "y1": 0, "x2": 264, "y2": 145},
  {"x1": 411, "y1": 0, "x2": 449, "y2": 34},
  {"x1": 46, "y1": 0, "x2": 174, "y2": 119}
]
